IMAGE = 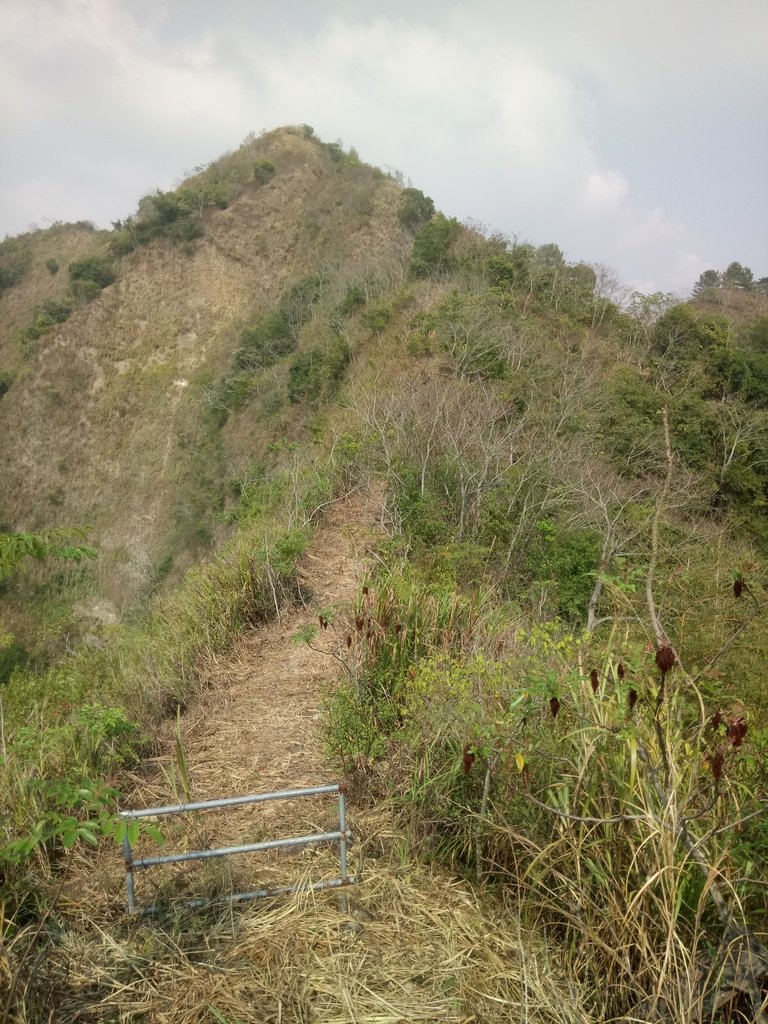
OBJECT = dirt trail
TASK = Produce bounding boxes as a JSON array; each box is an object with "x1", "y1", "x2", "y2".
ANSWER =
[
  {"x1": 122, "y1": 487, "x2": 384, "y2": 901},
  {"x1": 182, "y1": 486, "x2": 381, "y2": 803}
]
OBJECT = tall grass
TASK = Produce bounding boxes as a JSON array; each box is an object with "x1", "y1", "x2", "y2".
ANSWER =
[{"x1": 325, "y1": 566, "x2": 768, "y2": 1020}]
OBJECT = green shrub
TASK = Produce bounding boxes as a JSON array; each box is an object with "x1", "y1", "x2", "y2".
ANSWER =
[
  {"x1": 175, "y1": 183, "x2": 229, "y2": 212},
  {"x1": 233, "y1": 312, "x2": 296, "y2": 374},
  {"x1": 337, "y1": 283, "x2": 367, "y2": 315},
  {"x1": 260, "y1": 389, "x2": 285, "y2": 416},
  {"x1": 212, "y1": 371, "x2": 257, "y2": 417},
  {"x1": 410, "y1": 215, "x2": 461, "y2": 278},
  {"x1": 68, "y1": 255, "x2": 115, "y2": 289},
  {"x1": 19, "y1": 298, "x2": 74, "y2": 347},
  {"x1": 599, "y1": 368, "x2": 664, "y2": 474},
  {"x1": 526, "y1": 520, "x2": 601, "y2": 622},
  {"x1": 278, "y1": 275, "x2": 324, "y2": 339},
  {"x1": 70, "y1": 279, "x2": 102, "y2": 304},
  {"x1": 108, "y1": 230, "x2": 137, "y2": 256},
  {"x1": 744, "y1": 317, "x2": 768, "y2": 354},
  {"x1": 45, "y1": 258, "x2": 59, "y2": 275},
  {"x1": 287, "y1": 338, "x2": 350, "y2": 404},
  {"x1": 485, "y1": 244, "x2": 536, "y2": 288},
  {"x1": 109, "y1": 182, "x2": 229, "y2": 254},
  {"x1": 253, "y1": 160, "x2": 276, "y2": 185},
  {"x1": 394, "y1": 475, "x2": 454, "y2": 547},
  {"x1": 211, "y1": 278, "x2": 327, "y2": 419},
  {"x1": 0, "y1": 243, "x2": 32, "y2": 295},
  {"x1": 321, "y1": 140, "x2": 346, "y2": 164},
  {"x1": 653, "y1": 304, "x2": 729, "y2": 359},
  {"x1": 361, "y1": 303, "x2": 391, "y2": 335},
  {"x1": 0, "y1": 637, "x2": 28, "y2": 684},
  {"x1": 165, "y1": 217, "x2": 204, "y2": 248},
  {"x1": 0, "y1": 370, "x2": 12, "y2": 400},
  {"x1": 398, "y1": 188, "x2": 434, "y2": 232},
  {"x1": 433, "y1": 292, "x2": 510, "y2": 379}
]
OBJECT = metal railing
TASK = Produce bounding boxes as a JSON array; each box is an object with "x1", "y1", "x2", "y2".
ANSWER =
[{"x1": 120, "y1": 782, "x2": 354, "y2": 915}]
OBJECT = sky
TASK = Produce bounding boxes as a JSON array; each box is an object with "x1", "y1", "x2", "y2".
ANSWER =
[{"x1": 1, "y1": 0, "x2": 766, "y2": 295}]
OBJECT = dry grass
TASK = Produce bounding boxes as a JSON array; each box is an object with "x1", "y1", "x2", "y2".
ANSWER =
[
  {"x1": 24, "y1": 842, "x2": 591, "y2": 1024},
  {"x1": 0, "y1": 223, "x2": 109, "y2": 350}
]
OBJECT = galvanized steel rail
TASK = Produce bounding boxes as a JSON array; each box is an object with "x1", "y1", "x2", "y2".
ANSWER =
[{"x1": 120, "y1": 782, "x2": 354, "y2": 914}]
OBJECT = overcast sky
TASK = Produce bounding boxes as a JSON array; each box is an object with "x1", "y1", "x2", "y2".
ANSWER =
[{"x1": 1, "y1": 0, "x2": 766, "y2": 294}]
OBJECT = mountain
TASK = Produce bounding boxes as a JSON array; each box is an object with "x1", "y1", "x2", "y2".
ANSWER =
[
  {"x1": 0, "y1": 127, "x2": 409, "y2": 652},
  {"x1": 2, "y1": 126, "x2": 768, "y2": 1022}
]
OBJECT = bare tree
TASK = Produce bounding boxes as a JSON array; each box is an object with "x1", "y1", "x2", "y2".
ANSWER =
[{"x1": 714, "y1": 400, "x2": 768, "y2": 487}]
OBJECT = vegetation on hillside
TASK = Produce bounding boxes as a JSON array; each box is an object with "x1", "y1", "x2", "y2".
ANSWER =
[
  {"x1": 1, "y1": 127, "x2": 768, "y2": 1021},
  {"x1": 0, "y1": 238, "x2": 32, "y2": 296}
]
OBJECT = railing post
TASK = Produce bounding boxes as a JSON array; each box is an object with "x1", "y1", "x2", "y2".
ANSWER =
[
  {"x1": 123, "y1": 831, "x2": 136, "y2": 914},
  {"x1": 338, "y1": 785, "x2": 349, "y2": 883},
  {"x1": 338, "y1": 784, "x2": 350, "y2": 915}
]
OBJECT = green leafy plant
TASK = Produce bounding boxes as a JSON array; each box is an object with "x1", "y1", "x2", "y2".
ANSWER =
[
  {"x1": 0, "y1": 241, "x2": 32, "y2": 295},
  {"x1": 410, "y1": 215, "x2": 460, "y2": 278},
  {"x1": 0, "y1": 527, "x2": 96, "y2": 582},
  {"x1": 398, "y1": 188, "x2": 434, "y2": 232},
  {"x1": 68, "y1": 255, "x2": 115, "y2": 290},
  {"x1": 361, "y1": 303, "x2": 391, "y2": 335},
  {"x1": 253, "y1": 160, "x2": 275, "y2": 185},
  {"x1": 287, "y1": 338, "x2": 350, "y2": 404}
]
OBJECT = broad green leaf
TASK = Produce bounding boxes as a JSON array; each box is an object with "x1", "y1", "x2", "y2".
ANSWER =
[{"x1": 143, "y1": 823, "x2": 164, "y2": 845}]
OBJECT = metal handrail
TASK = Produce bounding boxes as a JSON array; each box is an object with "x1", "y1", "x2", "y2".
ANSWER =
[
  {"x1": 121, "y1": 783, "x2": 341, "y2": 819},
  {"x1": 120, "y1": 782, "x2": 354, "y2": 914}
]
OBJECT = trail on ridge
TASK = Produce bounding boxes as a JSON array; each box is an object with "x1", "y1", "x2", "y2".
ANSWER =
[
  {"x1": 54, "y1": 487, "x2": 591, "y2": 1024},
  {"x1": 141, "y1": 486, "x2": 383, "y2": 854}
]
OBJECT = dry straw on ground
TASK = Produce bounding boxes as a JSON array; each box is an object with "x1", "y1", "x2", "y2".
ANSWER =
[{"x1": 46, "y1": 851, "x2": 592, "y2": 1024}]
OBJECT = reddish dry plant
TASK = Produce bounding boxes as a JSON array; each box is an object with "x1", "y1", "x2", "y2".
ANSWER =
[
  {"x1": 550, "y1": 696, "x2": 561, "y2": 719},
  {"x1": 710, "y1": 710, "x2": 723, "y2": 731},
  {"x1": 655, "y1": 645, "x2": 676, "y2": 674},
  {"x1": 708, "y1": 747, "x2": 725, "y2": 785},
  {"x1": 462, "y1": 745, "x2": 475, "y2": 775},
  {"x1": 628, "y1": 688, "x2": 638, "y2": 712},
  {"x1": 590, "y1": 669, "x2": 599, "y2": 694},
  {"x1": 726, "y1": 716, "x2": 748, "y2": 748}
]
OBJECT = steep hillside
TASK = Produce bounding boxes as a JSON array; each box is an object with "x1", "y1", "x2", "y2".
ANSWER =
[{"x1": 0, "y1": 128, "x2": 409, "y2": 648}]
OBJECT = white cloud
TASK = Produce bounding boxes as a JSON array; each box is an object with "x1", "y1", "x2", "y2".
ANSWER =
[
  {"x1": 446, "y1": 0, "x2": 768, "y2": 104},
  {"x1": 582, "y1": 170, "x2": 630, "y2": 210},
  {"x1": 1, "y1": 0, "x2": 765, "y2": 292}
]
